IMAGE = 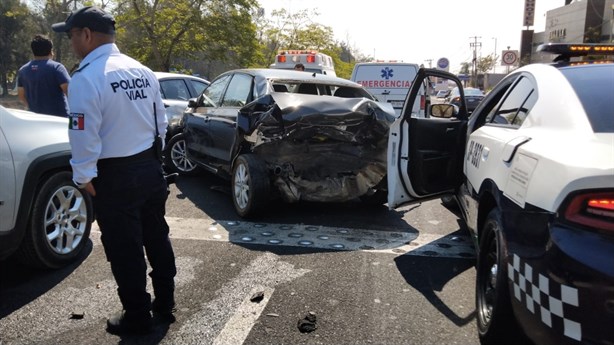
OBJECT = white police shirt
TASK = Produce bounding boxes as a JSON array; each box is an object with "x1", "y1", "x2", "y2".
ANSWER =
[{"x1": 67, "y1": 43, "x2": 167, "y2": 185}]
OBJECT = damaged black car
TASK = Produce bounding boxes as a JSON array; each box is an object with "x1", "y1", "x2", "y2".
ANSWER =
[{"x1": 172, "y1": 68, "x2": 396, "y2": 218}]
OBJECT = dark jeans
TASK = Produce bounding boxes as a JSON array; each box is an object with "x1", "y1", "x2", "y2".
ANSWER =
[{"x1": 93, "y1": 157, "x2": 176, "y2": 315}]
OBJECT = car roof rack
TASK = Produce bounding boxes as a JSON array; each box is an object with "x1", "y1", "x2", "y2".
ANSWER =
[{"x1": 537, "y1": 43, "x2": 614, "y2": 62}]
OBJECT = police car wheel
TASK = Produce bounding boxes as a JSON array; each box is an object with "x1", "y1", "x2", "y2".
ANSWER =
[
  {"x1": 231, "y1": 154, "x2": 270, "y2": 218},
  {"x1": 16, "y1": 171, "x2": 93, "y2": 269},
  {"x1": 164, "y1": 133, "x2": 200, "y2": 176},
  {"x1": 476, "y1": 208, "x2": 525, "y2": 344}
]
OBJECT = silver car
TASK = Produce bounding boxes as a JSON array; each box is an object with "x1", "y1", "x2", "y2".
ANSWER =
[{"x1": 0, "y1": 106, "x2": 93, "y2": 269}]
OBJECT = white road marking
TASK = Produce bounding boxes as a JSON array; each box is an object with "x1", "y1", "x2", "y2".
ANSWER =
[
  {"x1": 92, "y1": 217, "x2": 475, "y2": 258},
  {"x1": 166, "y1": 252, "x2": 309, "y2": 344},
  {"x1": 212, "y1": 286, "x2": 274, "y2": 345}
]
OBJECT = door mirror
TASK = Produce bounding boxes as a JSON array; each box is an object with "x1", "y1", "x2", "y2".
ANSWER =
[{"x1": 430, "y1": 104, "x2": 457, "y2": 118}]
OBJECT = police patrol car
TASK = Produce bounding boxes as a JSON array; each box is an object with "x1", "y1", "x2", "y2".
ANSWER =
[
  {"x1": 269, "y1": 49, "x2": 336, "y2": 76},
  {"x1": 387, "y1": 43, "x2": 614, "y2": 345}
]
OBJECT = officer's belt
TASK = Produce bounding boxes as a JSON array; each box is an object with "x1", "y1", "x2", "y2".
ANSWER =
[{"x1": 97, "y1": 147, "x2": 155, "y2": 169}]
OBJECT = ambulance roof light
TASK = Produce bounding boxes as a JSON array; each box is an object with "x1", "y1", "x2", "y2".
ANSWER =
[{"x1": 278, "y1": 49, "x2": 319, "y2": 55}]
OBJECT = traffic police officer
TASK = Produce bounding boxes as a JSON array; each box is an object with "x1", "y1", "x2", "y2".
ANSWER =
[{"x1": 52, "y1": 6, "x2": 176, "y2": 335}]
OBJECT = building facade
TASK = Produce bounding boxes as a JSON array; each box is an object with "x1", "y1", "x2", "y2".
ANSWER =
[{"x1": 527, "y1": 0, "x2": 614, "y2": 63}]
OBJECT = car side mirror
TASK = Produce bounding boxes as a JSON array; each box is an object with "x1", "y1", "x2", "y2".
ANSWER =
[
  {"x1": 187, "y1": 98, "x2": 198, "y2": 108},
  {"x1": 430, "y1": 104, "x2": 457, "y2": 118}
]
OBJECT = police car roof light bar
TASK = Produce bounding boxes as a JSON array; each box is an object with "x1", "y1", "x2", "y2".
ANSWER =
[{"x1": 537, "y1": 43, "x2": 614, "y2": 62}]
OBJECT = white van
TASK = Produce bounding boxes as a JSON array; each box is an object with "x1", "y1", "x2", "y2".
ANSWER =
[
  {"x1": 350, "y1": 61, "x2": 419, "y2": 116},
  {"x1": 270, "y1": 50, "x2": 337, "y2": 77}
]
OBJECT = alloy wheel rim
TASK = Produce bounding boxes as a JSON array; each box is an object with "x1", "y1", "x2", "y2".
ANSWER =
[
  {"x1": 171, "y1": 139, "x2": 196, "y2": 172},
  {"x1": 234, "y1": 163, "x2": 249, "y2": 209},
  {"x1": 44, "y1": 186, "x2": 87, "y2": 254}
]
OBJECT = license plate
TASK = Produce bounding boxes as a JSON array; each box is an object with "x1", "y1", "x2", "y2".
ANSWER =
[{"x1": 390, "y1": 100, "x2": 404, "y2": 108}]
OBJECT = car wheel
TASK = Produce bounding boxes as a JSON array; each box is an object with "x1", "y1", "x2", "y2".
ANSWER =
[
  {"x1": 163, "y1": 133, "x2": 200, "y2": 176},
  {"x1": 231, "y1": 154, "x2": 270, "y2": 218},
  {"x1": 476, "y1": 208, "x2": 525, "y2": 344},
  {"x1": 17, "y1": 171, "x2": 93, "y2": 269}
]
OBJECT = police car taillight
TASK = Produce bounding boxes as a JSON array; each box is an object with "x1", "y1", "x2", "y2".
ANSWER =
[
  {"x1": 306, "y1": 55, "x2": 316, "y2": 63},
  {"x1": 563, "y1": 192, "x2": 614, "y2": 232}
]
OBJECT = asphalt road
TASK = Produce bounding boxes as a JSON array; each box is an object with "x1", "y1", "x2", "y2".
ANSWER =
[{"x1": 0, "y1": 173, "x2": 480, "y2": 345}]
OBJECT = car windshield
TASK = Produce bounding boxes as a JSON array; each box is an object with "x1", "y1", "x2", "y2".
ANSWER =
[{"x1": 561, "y1": 65, "x2": 614, "y2": 133}]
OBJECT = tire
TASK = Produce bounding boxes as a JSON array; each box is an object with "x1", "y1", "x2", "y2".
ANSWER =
[
  {"x1": 476, "y1": 208, "x2": 526, "y2": 344},
  {"x1": 17, "y1": 171, "x2": 93, "y2": 269},
  {"x1": 163, "y1": 133, "x2": 200, "y2": 176},
  {"x1": 231, "y1": 154, "x2": 270, "y2": 218}
]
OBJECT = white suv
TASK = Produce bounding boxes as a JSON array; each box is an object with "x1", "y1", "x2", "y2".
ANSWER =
[{"x1": 0, "y1": 106, "x2": 93, "y2": 269}]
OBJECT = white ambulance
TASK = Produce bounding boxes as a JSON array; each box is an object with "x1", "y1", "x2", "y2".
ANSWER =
[
  {"x1": 350, "y1": 61, "x2": 419, "y2": 116},
  {"x1": 269, "y1": 50, "x2": 337, "y2": 77}
]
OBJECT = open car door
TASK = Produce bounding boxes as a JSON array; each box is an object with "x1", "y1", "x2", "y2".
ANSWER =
[{"x1": 387, "y1": 68, "x2": 469, "y2": 208}]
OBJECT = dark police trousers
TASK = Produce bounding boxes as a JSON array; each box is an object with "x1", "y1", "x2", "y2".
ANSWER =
[{"x1": 93, "y1": 148, "x2": 176, "y2": 315}]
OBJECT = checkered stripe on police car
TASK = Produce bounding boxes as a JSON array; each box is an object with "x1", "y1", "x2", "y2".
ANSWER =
[{"x1": 507, "y1": 254, "x2": 582, "y2": 342}]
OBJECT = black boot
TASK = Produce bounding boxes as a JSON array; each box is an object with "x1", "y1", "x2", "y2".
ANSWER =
[
  {"x1": 106, "y1": 310, "x2": 153, "y2": 335},
  {"x1": 152, "y1": 299, "x2": 176, "y2": 323}
]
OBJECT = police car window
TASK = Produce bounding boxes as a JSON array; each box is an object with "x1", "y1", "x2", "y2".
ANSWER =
[
  {"x1": 160, "y1": 80, "x2": 189, "y2": 100},
  {"x1": 221, "y1": 73, "x2": 253, "y2": 107},
  {"x1": 561, "y1": 65, "x2": 614, "y2": 133},
  {"x1": 202, "y1": 74, "x2": 231, "y2": 107},
  {"x1": 488, "y1": 76, "x2": 535, "y2": 127},
  {"x1": 510, "y1": 88, "x2": 536, "y2": 125}
]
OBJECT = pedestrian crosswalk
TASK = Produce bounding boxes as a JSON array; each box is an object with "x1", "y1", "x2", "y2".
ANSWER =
[{"x1": 92, "y1": 217, "x2": 476, "y2": 259}]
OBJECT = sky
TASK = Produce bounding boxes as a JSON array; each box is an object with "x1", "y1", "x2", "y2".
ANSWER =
[{"x1": 257, "y1": 0, "x2": 566, "y2": 73}]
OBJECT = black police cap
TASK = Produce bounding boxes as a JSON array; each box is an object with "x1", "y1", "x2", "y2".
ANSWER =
[{"x1": 52, "y1": 6, "x2": 116, "y2": 34}]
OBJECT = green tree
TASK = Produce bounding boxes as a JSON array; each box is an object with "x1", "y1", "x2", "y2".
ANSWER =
[
  {"x1": 113, "y1": 0, "x2": 259, "y2": 75},
  {"x1": 477, "y1": 54, "x2": 497, "y2": 74},
  {"x1": 255, "y1": 7, "x2": 358, "y2": 78},
  {"x1": 459, "y1": 62, "x2": 470, "y2": 75},
  {"x1": 0, "y1": 0, "x2": 37, "y2": 96},
  {"x1": 35, "y1": 0, "x2": 87, "y2": 72}
]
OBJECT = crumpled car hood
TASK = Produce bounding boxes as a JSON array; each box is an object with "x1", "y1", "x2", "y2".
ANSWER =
[{"x1": 237, "y1": 93, "x2": 396, "y2": 203}]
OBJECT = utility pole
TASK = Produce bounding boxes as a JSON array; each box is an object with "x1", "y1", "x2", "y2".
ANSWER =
[
  {"x1": 469, "y1": 36, "x2": 482, "y2": 88},
  {"x1": 492, "y1": 37, "x2": 497, "y2": 73},
  {"x1": 424, "y1": 59, "x2": 433, "y2": 68},
  {"x1": 506, "y1": 46, "x2": 511, "y2": 74}
]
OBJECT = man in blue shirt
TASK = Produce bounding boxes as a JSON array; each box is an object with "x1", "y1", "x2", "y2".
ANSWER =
[{"x1": 17, "y1": 35, "x2": 71, "y2": 117}]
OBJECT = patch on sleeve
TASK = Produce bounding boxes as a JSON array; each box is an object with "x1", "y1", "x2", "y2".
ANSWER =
[{"x1": 69, "y1": 113, "x2": 85, "y2": 130}]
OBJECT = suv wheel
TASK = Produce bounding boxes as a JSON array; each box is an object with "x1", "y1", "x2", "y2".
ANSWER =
[
  {"x1": 164, "y1": 133, "x2": 200, "y2": 175},
  {"x1": 231, "y1": 154, "x2": 270, "y2": 218},
  {"x1": 17, "y1": 171, "x2": 93, "y2": 269}
]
